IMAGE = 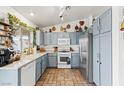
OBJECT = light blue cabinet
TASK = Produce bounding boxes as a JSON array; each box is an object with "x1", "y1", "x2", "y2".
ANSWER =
[
  {"x1": 41, "y1": 54, "x2": 48, "y2": 74},
  {"x1": 40, "y1": 32, "x2": 44, "y2": 45},
  {"x1": 44, "y1": 33, "x2": 51, "y2": 45},
  {"x1": 92, "y1": 19, "x2": 100, "y2": 36},
  {"x1": 69, "y1": 32, "x2": 77, "y2": 45},
  {"x1": 93, "y1": 35, "x2": 100, "y2": 86},
  {"x1": 48, "y1": 53, "x2": 57, "y2": 67},
  {"x1": 100, "y1": 32, "x2": 112, "y2": 85},
  {"x1": 76, "y1": 32, "x2": 83, "y2": 44},
  {"x1": 93, "y1": 8, "x2": 112, "y2": 86},
  {"x1": 36, "y1": 58, "x2": 42, "y2": 81},
  {"x1": 51, "y1": 33, "x2": 58, "y2": 45},
  {"x1": 71, "y1": 53, "x2": 80, "y2": 68},
  {"x1": 99, "y1": 9, "x2": 112, "y2": 34}
]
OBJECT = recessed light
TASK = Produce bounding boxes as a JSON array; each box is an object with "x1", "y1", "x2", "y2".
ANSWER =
[{"x1": 30, "y1": 12, "x2": 34, "y2": 16}]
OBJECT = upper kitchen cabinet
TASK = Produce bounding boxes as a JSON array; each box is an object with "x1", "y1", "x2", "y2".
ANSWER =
[
  {"x1": 44, "y1": 33, "x2": 51, "y2": 45},
  {"x1": 40, "y1": 32, "x2": 44, "y2": 45},
  {"x1": 76, "y1": 32, "x2": 83, "y2": 44},
  {"x1": 50, "y1": 32, "x2": 58, "y2": 45},
  {"x1": 58, "y1": 32, "x2": 70, "y2": 38},
  {"x1": 99, "y1": 9, "x2": 112, "y2": 34},
  {"x1": 92, "y1": 18, "x2": 100, "y2": 36},
  {"x1": 69, "y1": 32, "x2": 77, "y2": 45}
]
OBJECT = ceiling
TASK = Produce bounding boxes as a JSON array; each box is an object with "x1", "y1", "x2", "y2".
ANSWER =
[{"x1": 12, "y1": 6, "x2": 110, "y2": 27}]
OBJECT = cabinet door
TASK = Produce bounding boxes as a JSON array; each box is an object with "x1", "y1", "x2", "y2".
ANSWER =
[
  {"x1": 93, "y1": 35, "x2": 100, "y2": 86},
  {"x1": 100, "y1": 32, "x2": 112, "y2": 86},
  {"x1": 48, "y1": 57, "x2": 57, "y2": 67},
  {"x1": 99, "y1": 9, "x2": 112, "y2": 34},
  {"x1": 40, "y1": 32, "x2": 44, "y2": 45},
  {"x1": 69, "y1": 32, "x2": 77, "y2": 45},
  {"x1": 93, "y1": 19, "x2": 99, "y2": 36},
  {"x1": 21, "y1": 62, "x2": 35, "y2": 86},
  {"x1": 36, "y1": 59, "x2": 41, "y2": 81},
  {"x1": 44, "y1": 33, "x2": 51, "y2": 45},
  {"x1": 76, "y1": 32, "x2": 83, "y2": 44},
  {"x1": 71, "y1": 53, "x2": 80, "y2": 68},
  {"x1": 51, "y1": 33, "x2": 58, "y2": 45}
]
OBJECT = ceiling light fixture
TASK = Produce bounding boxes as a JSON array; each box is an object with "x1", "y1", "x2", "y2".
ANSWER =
[
  {"x1": 30, "y1": 12, "x2": 34, "y2": 16},
  {"x1": 59, "y1": 6, "x2": 71, "y2": 21}
]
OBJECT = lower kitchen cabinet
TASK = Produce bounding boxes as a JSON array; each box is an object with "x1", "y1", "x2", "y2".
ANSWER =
[
  {"x1": 48, "y1": 53, "x2": 57, "y2": 67},
  {"x1": 20, "y1": 61, "x2": 35, "y2": 86},
  {"x1": 41, "y1": 54, "x2": 48, "y2": 74},
  {"x1": 71, "y1": 53, "x2": 80, "y2": 68},
  {"x1": 36, "y1": 57, "x2": 42, "y2": 81}
]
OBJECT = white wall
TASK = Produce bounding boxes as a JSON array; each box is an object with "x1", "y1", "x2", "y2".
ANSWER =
[
  {"x1": 112, "y1": 6, "x2": 120, "y2": 86},
  {"x1": 118, "y1": 6, "x2": 124, "y2": 85},
  {"x1": 112, "y1": 6, "x2": 124, "y2": 86},
  {"x1": 42, "y1": 18, "x2": 89, "y2": 32}
]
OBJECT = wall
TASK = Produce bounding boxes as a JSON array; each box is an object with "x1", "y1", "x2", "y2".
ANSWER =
[
  {"x1": 112, "y1": 6, "x2": 120, "y2": 86},
  {"x1": 118, "y1": 6, "x2": 124, "y2": 85},
  {"x1": 112, "y1": 6, "x2": 124, "y2": 86},
  {"x1": 42, "y1": 18, "x2": 89, "y2": 32}
]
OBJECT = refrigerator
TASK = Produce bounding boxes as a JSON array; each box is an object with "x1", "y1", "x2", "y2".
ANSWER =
[{"x1": 79, "y1": 33, "x2": 93, "y2": 83}]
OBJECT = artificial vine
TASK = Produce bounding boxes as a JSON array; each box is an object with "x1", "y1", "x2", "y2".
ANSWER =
[{"x1": 8, "y1": 13, "x2": 36, "y2": 31}]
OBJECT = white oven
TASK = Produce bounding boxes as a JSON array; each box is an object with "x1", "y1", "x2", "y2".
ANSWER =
[
  {"x1": 58, "y1": 38, "x2": 71, "y2": 68},
  {"x1": 58, "y1": 52, "x2": 71, "y2": 68}
]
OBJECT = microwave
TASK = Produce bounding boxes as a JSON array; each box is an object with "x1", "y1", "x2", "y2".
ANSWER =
[{"x1": 58, "y1": 38, "x2": 70, "y2": 45}]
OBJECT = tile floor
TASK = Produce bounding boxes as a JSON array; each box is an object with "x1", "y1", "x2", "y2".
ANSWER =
[{"x1": 36, "y1": 68, "x2": 94, "y2": 86}]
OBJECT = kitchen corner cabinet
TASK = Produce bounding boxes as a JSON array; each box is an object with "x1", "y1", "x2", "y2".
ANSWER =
[
  {"x1": 20, "y1": 61, "x2": 35, "y2": 86},
  {"x1": 71, "y1": 53, "x2": 80, "y2": 68},
  {"x1": 48, "y1": 53, "x2": 57, "y2": 67}
]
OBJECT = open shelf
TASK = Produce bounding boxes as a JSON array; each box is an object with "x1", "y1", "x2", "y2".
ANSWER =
[
  {"x1": 0, "y1": 22, "x2": 10, "y2": 26},
  {"x1": 0, "y1": 34, "x2": 9, "y2": 37}
]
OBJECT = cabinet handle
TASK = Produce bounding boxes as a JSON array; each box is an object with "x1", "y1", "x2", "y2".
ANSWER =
[{"x1": 97, "y1": 60, "x2": 99, "y2": 63}]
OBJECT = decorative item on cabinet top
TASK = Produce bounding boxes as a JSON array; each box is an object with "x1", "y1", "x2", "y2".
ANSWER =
[
  {"x1": 75, "y1": 25, "x2": 79, "y2": 32},
  {"x1": 60, "y1": 26, "x2": 66, "y2": 32},
  {"x1": 52, "y1": 26, "x2": 56, "y2": 31},
  {"x1": 79, "y1": 21, "x2": 85, "y2": 26},
  {"x1": 66, "y1": 24, "x2": 71, "y2": 29}
]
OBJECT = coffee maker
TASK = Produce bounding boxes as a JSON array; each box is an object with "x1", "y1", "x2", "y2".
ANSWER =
[{"x1": 0, "y1": 48, "x2": 14, "y2": 67}]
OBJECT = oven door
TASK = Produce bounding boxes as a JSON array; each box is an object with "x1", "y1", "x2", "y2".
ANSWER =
[{"x1": 59, "y1": 57, "x2": 70, "y2": 64}]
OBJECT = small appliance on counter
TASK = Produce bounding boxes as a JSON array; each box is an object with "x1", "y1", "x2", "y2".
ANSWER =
[{"x1": 0, "y1": 48, "x2": 15, "y2": 67}]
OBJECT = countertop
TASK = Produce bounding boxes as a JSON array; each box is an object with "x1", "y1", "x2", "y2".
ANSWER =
[
  {"x1": 0, "y1": 51, "x2": 79, "y2": 70},
  {"x1": 0, "y1": 52, "x2": 47, "y2": 70}
]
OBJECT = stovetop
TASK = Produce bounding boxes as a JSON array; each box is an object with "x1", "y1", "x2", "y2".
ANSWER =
[{"x1": 58, "y1": 50, "x2": 70, "y2": 53}]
